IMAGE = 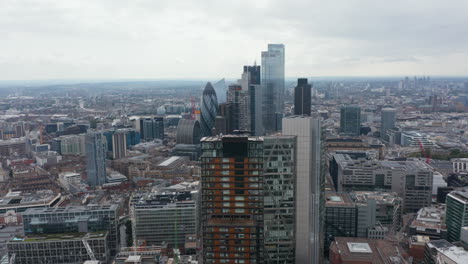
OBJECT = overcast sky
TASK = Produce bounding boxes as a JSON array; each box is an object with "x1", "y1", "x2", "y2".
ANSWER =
[{"x1": 1, "y1": 0, "x2": 468, "y2": 80}]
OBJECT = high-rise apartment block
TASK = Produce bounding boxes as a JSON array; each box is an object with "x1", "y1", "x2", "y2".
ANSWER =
[
  {"x1": 85, "y1": 131, "x2": 107, "y2": 187},
  {"x1": 294, "y1": 78, "x2": 312, "y2": 116},
  {"x1": 446, "y1": 188, "x2": 468, "y2": 242},
  {"x1": 262, "y1": 44, "x2": 285, "y2": 132},
  {"x1": 263, "y1": 135, "x2": 296, "y2": 263},
  {"x1": 201, "y1": 135, "x2": 264, "y2": 264},
  {"x1": 282, "y1": 116, "x2": 324, "y2": 264},
  {"x1": 340, "y1": 106, "x2": 361, "y2": 136}
]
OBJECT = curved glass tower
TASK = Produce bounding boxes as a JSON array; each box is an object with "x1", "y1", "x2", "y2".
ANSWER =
[{"x1": 200, "y1": 82, "x2": 218, "y2": 137}]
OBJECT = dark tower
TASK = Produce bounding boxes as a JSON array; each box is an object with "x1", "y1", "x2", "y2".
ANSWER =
[{"x1": 294, "y1": 78, "x2": 312, "y2": 116}]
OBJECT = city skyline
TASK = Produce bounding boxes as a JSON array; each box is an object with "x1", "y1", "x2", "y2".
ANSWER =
[{"x1": 2, "y1": 1, "x2": 468, "y2": 80}]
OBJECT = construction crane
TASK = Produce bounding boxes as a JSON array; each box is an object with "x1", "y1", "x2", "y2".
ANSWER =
[
  {"x1": 82, "y1": 238, "x2": 96, "y2": 261},
  {"x1": 418, "y1": 140, "x2": 431, "y2": 164}
]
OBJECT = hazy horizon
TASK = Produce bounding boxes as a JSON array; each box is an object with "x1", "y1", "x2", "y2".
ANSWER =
[{"x1": 2, "y1": 0, "x2": 468, "y2": 80}]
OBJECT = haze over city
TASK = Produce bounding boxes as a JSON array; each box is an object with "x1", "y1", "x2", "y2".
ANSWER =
[{"x1": 2, "y1": 0, "x2": 468, "y2": 81}]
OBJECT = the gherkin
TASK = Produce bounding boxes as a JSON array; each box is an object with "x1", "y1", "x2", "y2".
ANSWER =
[{"x1": 200, "y1": 82, "x2": 218, "y2": 137}]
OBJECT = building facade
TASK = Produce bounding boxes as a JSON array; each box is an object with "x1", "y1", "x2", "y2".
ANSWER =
[
  {"x1": 340, "y1": 106, "x2": 361, "y2": 136},
  {"x1": 200, "y1": 82, "x2": 219, "y2": 137},
  {"x1": 294, "y1": 78, "x2": 312, "y2": 116},
  {"x1": 261, "y1": 44, "x2": 285, "y2": 132},
  {"x1": 282, "y1": 116, "x2": 324, "y2": 264},
  {"x1": 446, "y1": 188, "x2": 468, "y2": 242},
  {"x1": 380, "y1": 108, "x2": 396, "y2": 141},
  {"x1": 201, "y1": 135, "x2": 264, "y2": 264},
  {"x1": 85, "y1": 131, "x2": 107, "y2": 187},
  {"x1": 263, "y1": 136, "x2": 296, "y2": 263},
  {"x1": 140, "y1": 117, "x2": 164, "y2": 141}
]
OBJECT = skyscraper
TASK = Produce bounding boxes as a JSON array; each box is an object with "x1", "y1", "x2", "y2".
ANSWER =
[
  {"x1": 85, "y1": 131, "x2": 107, "y2": 187},
  {"x1": 243, "y1": 65, "x2": 263, "y2": 136},
  {"x1": 381, "y1": 108, "x2": 397, "y2": 141},
  {"x1": 201, "y1": 135, "x2": 264, "y2": 264},
  {"x1": 112, "y1": 131, "x2": 127, "y2": 159},
  {"x1": 446, "y1": 188, "x2": 468, "y2": 242},
  {"x1": 294, "y1": 78, "x2": 312, "y2": 116},
  {"x1": 227, "y1": 84, "x2": 250, "y2": 132},
  {"x1": 340, "y1": 105, "x2": 361, "y2": 136},
  {"x1": 139, "y1": 117, "x2": 164, "y2": 141},
  {"x1": 213, "y1": 78, "x2": 227, "y2": 104},
  {"x1": 200, "y1": 82, "x2": 219, "y2": 137},
  {"x1": 282, "y1": 116, "x2": 324, "y2": 264},
  {"x1": 263, "y1": 135, "x2": 296, "y2": 263},
  {"x1": 262, "y1": 44, "x2": 285, "y2": 132}
]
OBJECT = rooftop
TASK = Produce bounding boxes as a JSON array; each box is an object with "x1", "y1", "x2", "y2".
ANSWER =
[
  {"x1": 427, "y1": 240, "x2": 468, "y2": 263},
  {"x1": 10, "y1": 231, "x2": 107, "y2": 243},
  {"x1": 325, "y1": 192, "x2": 354, "y2": 207},
  {"x1": 448, "y1": 188, "x2": 468, "y2": 203},
  {"x1": 350, "y1": 191, "x2": 401, "y2": 205},
  {"x1": 23, "y1": 204, "x2": 117, "y2": 215},
  {"x1": 0, "y1": 191, "x2": 61, "y2": 210}
]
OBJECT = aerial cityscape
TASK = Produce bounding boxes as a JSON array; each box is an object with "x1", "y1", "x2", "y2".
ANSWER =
[{"x1": 1, "y1": 1, "x2": 468, "y2": 264}]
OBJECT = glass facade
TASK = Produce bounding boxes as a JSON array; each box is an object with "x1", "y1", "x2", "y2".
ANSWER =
[
  {"x1": 340, "y1": 106, "x2": 361, "y2": 136},
  {"x1": 263, "y1": 136, "x2": 296, "y2": 264},
  {"x1": 200, "y1": 82, "x2": 219, "y2": 137},
  {"x1": 85, "y1": 131, "x2": 107, "y2": 186}
]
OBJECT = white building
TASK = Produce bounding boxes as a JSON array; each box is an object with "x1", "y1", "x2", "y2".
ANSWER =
[
  {"x1": 452, "y1": 158, "x2": 468, "y2": 173},
  {"x1": 282, "y1": 116, "x2": 323, "y2": 264}
]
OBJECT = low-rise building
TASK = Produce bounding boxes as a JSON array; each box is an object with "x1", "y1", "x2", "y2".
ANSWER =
[{"x1": 409, "y1": 204, "x2": 447, "y2": 240}]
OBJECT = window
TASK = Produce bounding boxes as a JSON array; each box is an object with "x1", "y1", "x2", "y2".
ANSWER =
[
  {"x1": 235, "y1": 202, "x2": 245, "y2": 207},
  {"x1": 235, "y1": 209, "x2": 245, "y2": 213},
  {"x1": 235, "y1": 196, "x2": 245, "y2": 201}
]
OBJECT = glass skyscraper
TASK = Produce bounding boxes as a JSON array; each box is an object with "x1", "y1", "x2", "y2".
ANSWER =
[
  {"x1": 200, "y1": 82, "x2": 219, "y2": 137},
  {"x1": 85, "y1": 130, "x2": 107, "y2": 187},
  {"x1": 340, "y1": 105, "x2": 361, "y2": 136},
  {"x1": 261, "y1": 44, "x2": 285, "y2": 132}
]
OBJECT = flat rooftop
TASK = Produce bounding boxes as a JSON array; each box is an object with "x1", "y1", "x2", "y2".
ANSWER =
[
  {"x1": 10, "y1": 231, "x2": 107, "y2": 243},
  {"x1": 325, "y1": 192, "x2": 354, "y2": 207},
  {"x1": 350, "y1": 191, "x2": 400, "y2": 205},
  {"x1": 448, "y1": 188, "x2": 468, "y2": 203},
  {"x1": 23, "y1": 204, "x2": 117, "y2": 215},
  {"x1": 0, "y1": 191, "x2": 61, "y2": 210}
]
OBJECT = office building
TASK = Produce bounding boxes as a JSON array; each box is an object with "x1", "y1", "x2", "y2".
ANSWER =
[
  {"x1": 294, "y1": 78, "x2": 312, "y2": 116},
  {"x1": 22, "y1": 205, "x2": 119, "y2": 255},
  {"x1": 85, "y1": 131, "x2": 107, "y2": 187},
  {"x1": 176, "y1": 119, "x2": 201, "y2": 144},
  {"x1": 201, "y1": 135, "x2": 264, "y2": 264},
  {"x1": 216, "y1": 103, "x2": 234, "y2": 135},
  {"x1": 332, "y1": 154, "x2": 433, "y2": 212},
  {"x1": 262, "y1": 44, "x2": 285, "y2": 132},
  {"x1": 200, "y1": 82, "x2": 219, "y2": 137},
  {"x1": 400, "y1": 131, "x2": 436, "y2": 148},
  {"x1": 133, "y1": 186, "x2": 197, "y2": 247},
  {"x1": 7, "y1": 232, "x2": 109, "y2": 264},
  {"x1": 125, "y1": 128, "x2": 141, "y2": 147},
  {"x1": 282, "y1": 116, "x2": 324, "y2": 264},
  {"x1": 350, "y1": 191, "x2": 402, "y2": 237},
  {"x1": 340, "y1": 106, "x2": 361, "y2": 136},
  {"x1": 227, "y1": 84, "x2": 250, "y2": 132},
  {"x1": 140, "y1": 117, "x2": 164, "y2": 141},
  {"x1": 424, "y1": 239, "x2": 468, "y2": 264},
  {"x1": 446, "y1": 188, "x2": 468, "y2": 242},
  {"x1": 380, "y1": 108, "x2": 396, "y2": 141},
  {"x1": 112, "y1": 131, "x2": 127, "y2": 159},
  {"x1": 213, "y1": 78, "x2": 227, "y2": 104},
  {"x1": 243, "y1": 65, "x2": 263, "y2": 136},
  {"x1": 263, "y1": 135, "x2": 296, "y2": 263},
  {"x1": 324, "y1": 192, "x2": 357, "y2": 250},
  {"x1": 453, "y1": 158, "x2": 468, "y2": 173},
  {"x1": 409, "y1": 204, "x2": 447, "y2": 240},
  {"x1": 55, "y1": 134, "x2": 86, "y2": 155}
]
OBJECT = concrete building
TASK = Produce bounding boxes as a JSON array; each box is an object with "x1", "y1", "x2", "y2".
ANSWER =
[
  {"x1": 262, "y1": 44, "x2": 285, "y2": 132},
  {"x1": 112, "y1": 131, "x2": 127, "y2": 160},
  {"x1": 227, "y1": 84, "x2": 250, "y2": 132},
  {"x1": 58, "y1": 172, "x2": 82, "y2": 190},
  {"x1": 263, "y1": 135, "x2": 296, "y2": 263},
  {"x1": 282, "y1": 116, "x2": 324, "y2": 264},
  {"x1": 201, "y1": 135, "x2": 264, "y2": 264},
  {"x1": 22, "y1": 205, "x2": 119, "y2": 255},
  {"x1": 7, "y1": 232, "x2": 109, "y2": 264},
  {"x1": 333, "y1": 154, "x2": 433, "y2": 212},
  {"x1": 85, "y1": 131, "x2": 107, "y2": 187},
  {"x1": 453, "y1": 158, "x2": 468, "y2": 173},
  {"x1": 340, "y1": 106, "x2": 361, "y2": 136},
  {"x1": 401, "y1": 131, "x2": 436, "y2": 148},
  {"x1": 409, "y1": 204, "x2": 447, "y2": 240},
  {"x1": 350, "y1": 191, "x2": 402, "y2": 237},
  {"x1": 446, "y1": 188, "x2": 468, "y2": 242},
  {"x1": 56, "y1": 134, "x2": 86, "y2": 155},
  {"x1": 424, "y1": 239, "x2": 468, "y2": 264},
  {"x1": 133, "y1": 186, "x2": 197, "y2": 247},
  {"x1": 0, "y1": 191, "x2": 62, "y2": 214}
]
